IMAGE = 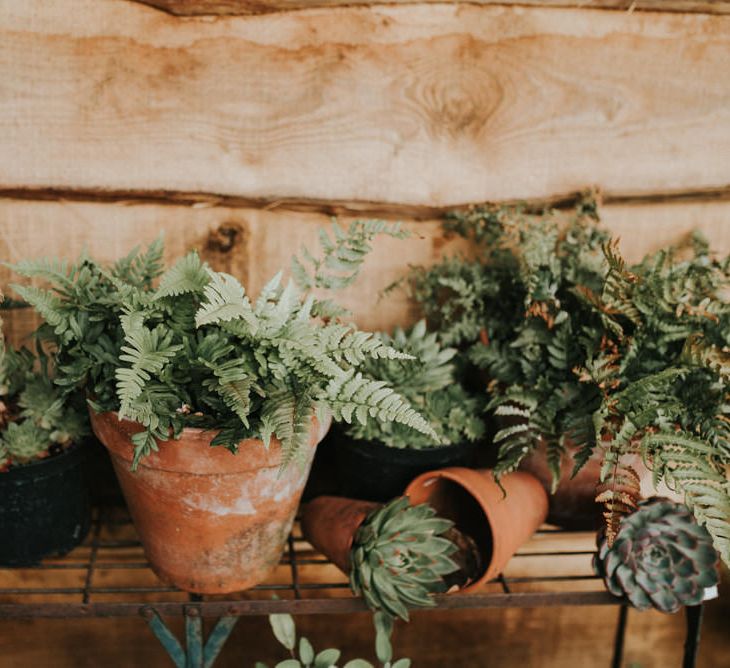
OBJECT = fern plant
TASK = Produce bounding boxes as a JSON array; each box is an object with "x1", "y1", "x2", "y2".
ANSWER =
[
  {"x1": 344, "y1": 320, "x2": 485, "y2": 448},
  {"x1": 404, "y1": 200, "x2": 729, "y2": 567},
  {"x1": 11, "y1": 229, "x2": 436, "y2": 469},
  {"x1": 407, "y1": 196, "x2": 609, "y2": 486},
  {"x1": 577, "y1": 236, "x2": 730, "y2": 564}
]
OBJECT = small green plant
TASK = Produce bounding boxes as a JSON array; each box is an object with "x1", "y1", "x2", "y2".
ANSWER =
[
  {"x1": 257, "y1": 611, "x2": 410, "y2": 668},
  {"x1": 12, "y1": 226, "x2": 436, "y2": 469},
  {"x1": 343, "y1": 320, "x2": 485, "y2": 448},
  {"x1": 0, "y1": 294, "x2": 88, "y2": 470},
  {"x1": 594, "y1": 498, "x2": 719, "y2": 613},
  {"x1": 349, "y1": 497, "x2": 459, "y2": 621}
]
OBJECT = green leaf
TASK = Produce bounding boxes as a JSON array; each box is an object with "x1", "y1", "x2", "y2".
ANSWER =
[
  {"x1": 391, "y1": 660, "x2": 411, "y2": 668},
  {"x1": 299, "y1": 637, "x2": 315, "y2": 665},
  {"x1": 269, "y1": 613, "x2": 297, "y2": 651},
  {"x1": 313, "y1": 649, "x2": 341, "y2": 668}
]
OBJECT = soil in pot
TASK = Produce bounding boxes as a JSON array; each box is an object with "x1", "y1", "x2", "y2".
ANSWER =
[
  {"x1": 91, "y1": 410, "x2": 330, "y2": 594},
  {"x1": 0, "y1": 441, "x2": 91, "y2": 566},
  {"x1": 331, "y1": 430, "x2": 479, "y2": 502}
]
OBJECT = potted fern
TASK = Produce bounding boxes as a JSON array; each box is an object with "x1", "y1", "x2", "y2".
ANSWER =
[
  {"x1": 577, "y1": 235, "x2": 730, "y2": 565},
  {"x1": 407, "y1": 197, "x2": 614, "y2": 527},
  {"x1": 10, "y1": 225, "x2": 436, "y2": 593},
  {"x1": 0, "y1": 299, "x2": 90, "y2": 566},
  {"x1": 329, "y1": 320, "x2": 486, "y2": 501},
  {"x1": 407, "y1": 199, "x2": 729, "y2": 567}
]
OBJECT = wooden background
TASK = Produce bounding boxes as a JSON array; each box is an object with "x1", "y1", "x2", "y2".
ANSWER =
[{"x1": 0, "y1": 0, "x2": 729, "y2": 665}]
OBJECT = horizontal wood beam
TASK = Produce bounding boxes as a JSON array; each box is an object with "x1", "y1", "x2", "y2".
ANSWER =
[
  {"x1": 133, "y1": 1, "x2": 730, "y2": 17},
  {"x1": 2, "y1": 1, "x2": 730, "y2": 206},
  {"x1": 1, "y1": 185, "x2": 730, "y2": 219}
]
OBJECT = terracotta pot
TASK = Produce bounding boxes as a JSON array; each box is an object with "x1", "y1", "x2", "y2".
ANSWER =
[
  {"x1": 520, "y1": 439, "x2": 683, "y2": 530},
  {"x1": 405, "y1": 468, "x2": 548, "y2": 592},
  {"x1": 519, "y1": 440, "x2": 604, "y2": 530},
  {"x1": 300, "y1": 496, "x2": 380, "y2": 571},
  {"x1": 90, "y1": 410, "x2": 330, "y2": 594}
]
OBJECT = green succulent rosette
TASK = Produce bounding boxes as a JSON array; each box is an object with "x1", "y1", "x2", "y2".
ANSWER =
[
  {"x1": 594, "y1": 498, "x2": 719, "y2": 613},
  {"x1": 349, "y1": 497, "x2": 458, "y2": 621}
]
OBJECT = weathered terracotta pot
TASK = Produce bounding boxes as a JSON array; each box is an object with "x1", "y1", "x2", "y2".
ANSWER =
[
  {"x1": 520, "y1": 439, "x2": 683, "y2": 530},
  {"x1": 405, "y1": 468, "x2": 548, "y2": 592},
  {"x1": 300, "y1": 496, "x2": 380, "y2": 571},
  {"x1": 90, "y1": 410, "x2": 330, "y2": 593},
  {"x1": 519, "y1": 440, "x2": 604, "y2": 530}
]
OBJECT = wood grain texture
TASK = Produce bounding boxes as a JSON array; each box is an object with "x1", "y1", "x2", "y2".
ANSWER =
[
  {"x1": 0, "y1": 197, "x2": 728, "y2": 347},
  {"x1": 134, "y1": 0, "x2": 730, "y2": 16},
  {"x1": 0, "y1": 199, "x2": 457, "y2": 343},
  {"x1": 2, "y1": 1, "x2": 730, "y2": 205}
]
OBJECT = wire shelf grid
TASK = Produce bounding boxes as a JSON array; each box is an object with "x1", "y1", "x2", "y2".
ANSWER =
[{"x1": 0, "y1": 506, "x2": 622, "y2": 619}]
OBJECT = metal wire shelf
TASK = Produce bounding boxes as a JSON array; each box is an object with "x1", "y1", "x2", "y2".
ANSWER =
[
  {"x1": 0, "y1": 506, "x2": 621, "y2": 618},
  {"x1": 0, "y1": 506, "x2": 706, "y2": 668}
]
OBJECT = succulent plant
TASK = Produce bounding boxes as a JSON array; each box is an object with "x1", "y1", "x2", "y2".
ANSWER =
[
  {"x1": 1, "y1": 420, "x2": 53, "y2": 464},
  {"x1": 344, "y1": 320, "x2": 486, "y2": 449},
  {"x1": 349, "y1": 497, "x2": 458, "y2": 621},
  {"x1": 594, "y1": 498, "x2": 719, "y2": 613}
]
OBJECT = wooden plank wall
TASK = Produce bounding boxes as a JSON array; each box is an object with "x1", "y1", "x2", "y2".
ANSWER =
[{"x1": 0, "y1": 1, "x2": 728, "y2": 666}]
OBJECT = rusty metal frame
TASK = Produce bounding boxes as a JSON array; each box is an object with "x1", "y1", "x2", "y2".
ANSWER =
[{"x1": 0, "y1": 508, "x2": 705, "y2": 668}]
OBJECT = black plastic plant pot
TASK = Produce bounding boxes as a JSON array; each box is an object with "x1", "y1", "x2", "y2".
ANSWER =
[
  {"x1": 0, "y1": 442, "x2": 91, "y2": 566},
  {"x1": 334, "y1": 435, "x2": 479, "y2": 502}
]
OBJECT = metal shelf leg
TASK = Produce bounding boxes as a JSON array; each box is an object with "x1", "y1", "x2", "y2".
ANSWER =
[
  {"x1": 610, "y1": 604, "x2": 628, "y2": 668},
  {"x1": 142, "y1": 607, "x2": 240, "y2": 668},
  {"x1": 682, "y1": 605, "x2": 704, "y2": 668},
  {"x1": 186, "y1": 608, "x2": 203, "y2": 668}
]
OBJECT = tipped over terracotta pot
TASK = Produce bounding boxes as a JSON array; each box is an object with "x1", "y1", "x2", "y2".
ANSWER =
[
  {"x1": 91, "y1": 410, "x2": 330, "y2": 594},
  {"x1": 301, "y1": 496, "x2": 380, "y2": 571},
  {"x1": 405, "y1": 468, "x2": 548, "y2": 592}
]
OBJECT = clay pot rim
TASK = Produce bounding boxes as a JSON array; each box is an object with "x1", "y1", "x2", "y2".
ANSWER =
[{"x1": 92, "y1": 409, "x2": 332, "y2": 475}]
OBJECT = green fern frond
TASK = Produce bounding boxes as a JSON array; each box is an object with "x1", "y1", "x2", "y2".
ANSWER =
[
  {"x1": 155, "y1": 252, "x2": 210, "y2": 299},
  {"x1": 10, "y1": 284, "x2": 65, "y2": 330},
  {"x1": 116, "y1": 312, "x2": 182, "y2": 418},
  {"x1": 195, "y1": 270, "x2": 257, "y2": 332},
  {"x1": 9, "y1": 257, "x2": 72, "y2": 288},
  {"x1": 113, "y1": 236, "x2": 165, "y2": 288},
  {"x1": 292, "y1": 219, "x2": 411, "y2": 292},
  {"x1": 202, "y1": 358, "x2": 256, "y2": 428},
  {"x1": 323, "y1": 370, "x2": 437, "y2": 439}
]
